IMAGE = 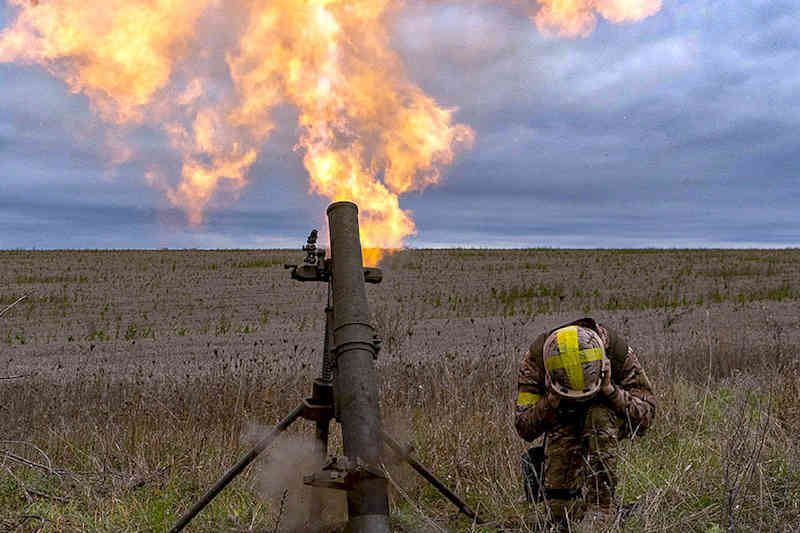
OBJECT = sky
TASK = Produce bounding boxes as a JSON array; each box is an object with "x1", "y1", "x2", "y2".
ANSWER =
[{"x1": 1, "y1": 0, "x2": 798, "y2": 250}]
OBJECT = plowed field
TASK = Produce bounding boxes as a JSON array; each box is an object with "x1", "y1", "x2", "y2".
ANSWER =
[{"x1": 2, "y1": 249, "x2": 799, "y2": 532}]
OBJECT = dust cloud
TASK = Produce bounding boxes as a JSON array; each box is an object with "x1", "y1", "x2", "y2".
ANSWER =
[{"x1": 245, "y1": 427, "x2": 346, "y2": 532}]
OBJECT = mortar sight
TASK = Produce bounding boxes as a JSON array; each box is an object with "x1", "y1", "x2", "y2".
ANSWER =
[
  {"x1": 302, "y1": 229, "x2": 325, "y2": 265},
  {"x1": 285, "y1": 228, "x2": 382, "y2": 284}
]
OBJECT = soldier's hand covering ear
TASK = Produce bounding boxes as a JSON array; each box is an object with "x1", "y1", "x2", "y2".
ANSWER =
[
  {"x1": 600, "y1": 358, "x2": 615, "y2": 397},
  {"x1": 543, "y1": 372, "x2": 562, "y2": 409},
  {"x1": 543, "y1": 390, "x2": 561, "y2": 410},
  {"x1": 600, "y1": 358, "x2": 629, "y2": 415}
]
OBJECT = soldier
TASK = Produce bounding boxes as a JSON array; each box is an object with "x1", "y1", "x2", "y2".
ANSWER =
[{"x1": 515, "y1": 318, "x2": 655, "y2": 532}]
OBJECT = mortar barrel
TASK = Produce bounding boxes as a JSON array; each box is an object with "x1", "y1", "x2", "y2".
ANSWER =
[{"x1": 326, "y1": 201, "x2": 390, "y2": 533}]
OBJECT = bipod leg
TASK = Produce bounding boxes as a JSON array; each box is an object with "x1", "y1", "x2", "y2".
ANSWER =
[
  {"x1": 381, "y1": 430, "x2": 483, "y2": 525},
  {"x1": 168, "y1": 403, "x2": 305, "y2": 533}
]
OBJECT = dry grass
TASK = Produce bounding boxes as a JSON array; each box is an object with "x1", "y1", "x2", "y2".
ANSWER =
[{"x1": 1, "y1": 249, "x2": 799, "y2": 532}]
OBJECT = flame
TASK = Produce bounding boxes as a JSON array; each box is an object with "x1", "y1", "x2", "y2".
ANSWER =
[
  {"x1": 0, "y1": 0, "x2": 212, "y2": 122},
  {"x1": 526, "y1": 0, "x2": 662, "y2": 37},
  {"x1": 0, "y1": 0, "x2": 659, "y2": 263},
  {"x1": 226, "y1": 0, "x2": 474, "y2": 263}
]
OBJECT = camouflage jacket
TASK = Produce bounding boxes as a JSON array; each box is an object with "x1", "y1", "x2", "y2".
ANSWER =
[{"x1": 515, "y1": 317, "x2": 655, "y2": 441}]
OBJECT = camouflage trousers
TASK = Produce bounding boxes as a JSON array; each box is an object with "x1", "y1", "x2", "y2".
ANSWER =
[{"x1": 544, "y1": 403, "x2": 620, "y2": 530}]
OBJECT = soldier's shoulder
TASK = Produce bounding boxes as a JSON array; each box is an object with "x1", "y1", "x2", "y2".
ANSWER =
[
  {"x1": 589, "y1": 320, "x2": 631, "y2": 364},
  {"x1": 519, "y1": 333, "x2": 546, "y2": 384},
  {"x1": 527, "y1": 332, "x2": 548, "y2": 360},
  {"x1": 562, "y1": 317, "x2": 612, "y2": 347},
  {"x1": 565, "y1": 316, "x2": 601, "y2": 331}
]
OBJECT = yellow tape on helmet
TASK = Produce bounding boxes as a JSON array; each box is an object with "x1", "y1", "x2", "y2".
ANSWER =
[{"x1": 545, "y1": 326, "x2": 604, "y2": 390}]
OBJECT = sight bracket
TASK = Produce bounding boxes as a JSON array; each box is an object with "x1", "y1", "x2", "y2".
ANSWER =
[{"x1": 285, "y1": 229, "x2": 383, "y2": 284}]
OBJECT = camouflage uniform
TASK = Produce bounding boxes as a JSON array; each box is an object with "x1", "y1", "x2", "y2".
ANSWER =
[{"x1": 515, "y1": 318, "x2": 655, "y2": 531}]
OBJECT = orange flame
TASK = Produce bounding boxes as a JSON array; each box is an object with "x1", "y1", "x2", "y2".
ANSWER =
[
  {"x1": 0, "y1": 0, "x2": 212, "y2": 122},
  {"x1": 0, "y1": 0, "x2": 659, "y2": 263},
  {"x1": 225, "y1": 0, "x2": 474, "y2": 263},
  {"x1": 525, "y1": 0, "x2": 662, "y2": 37}
]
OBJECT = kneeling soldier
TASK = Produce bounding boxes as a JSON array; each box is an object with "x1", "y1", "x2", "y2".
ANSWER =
[{"x1": 515, "y1": 318, "x2": 655, "y2": 531}]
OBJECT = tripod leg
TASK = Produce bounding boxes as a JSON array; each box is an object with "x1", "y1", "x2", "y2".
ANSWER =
[
  {"x1": 381, "y1": 430, "x2": 482, "y2": 524},
  {"x1": 168, "y1": 403, "x2": 305, "y2": 533}
]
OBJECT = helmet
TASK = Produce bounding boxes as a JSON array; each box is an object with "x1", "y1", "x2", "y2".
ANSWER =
[{"x1": 543, "y1": 325, "x2": 607, "y2": 401}]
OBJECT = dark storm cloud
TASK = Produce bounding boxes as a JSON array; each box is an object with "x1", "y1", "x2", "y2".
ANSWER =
[
  {"x1": 0, "y1": 190, "x2": 309, "y2": 249},
  {"x1": 1, "y1": 0, "x2": 799, "y2": 248},
  {"x1": 390, "y1": 0, "x2": 800, "y2": 247},
  {"x1": 405, "y1": 189, "x2": 800, "y2": 248},
  {"x1": 0, "y1": 57, "x2": 311, "y2": 248}
]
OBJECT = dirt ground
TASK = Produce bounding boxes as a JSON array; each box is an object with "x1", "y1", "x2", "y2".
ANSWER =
[
  {"x1": 2, "y1": 248, "x2": 799, "y2": 532},
  {"x1": 2, "y1": 248, "x2": 799, "y2": 382}
]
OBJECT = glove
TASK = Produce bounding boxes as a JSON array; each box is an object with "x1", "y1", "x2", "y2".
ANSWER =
[
  {"x1": 542, "y1": 371, "x2": 562, "y2": 410},
  {"x1": 600, "y1": 359, "x2": 627, "y2": 413},
  {"x1": 543, "y1": 390, "x2": 562, "y2": 410},
  {"x1": 600, "y1": 358, "x2": 614, "y2": 397}
]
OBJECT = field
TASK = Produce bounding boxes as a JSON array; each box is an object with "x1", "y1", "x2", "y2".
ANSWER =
[{"x1": 2, "y1": 248, "x2": 799, "y2": 532}]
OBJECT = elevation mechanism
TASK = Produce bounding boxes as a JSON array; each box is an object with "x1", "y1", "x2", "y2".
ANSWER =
[{"x1": 168, "y1": 201, "x2": 480, "y2": 533}]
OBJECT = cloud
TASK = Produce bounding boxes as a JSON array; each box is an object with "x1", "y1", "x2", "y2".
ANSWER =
[
  {"x1": 393, "y1": 1, "x2": 799, "y2": 227},
  {"x1": 1, "y1": 0, "x2": 799, "y2": 248},
  {"x1": 0, "y1": 190, "x2": 309, "y2": 249}
]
